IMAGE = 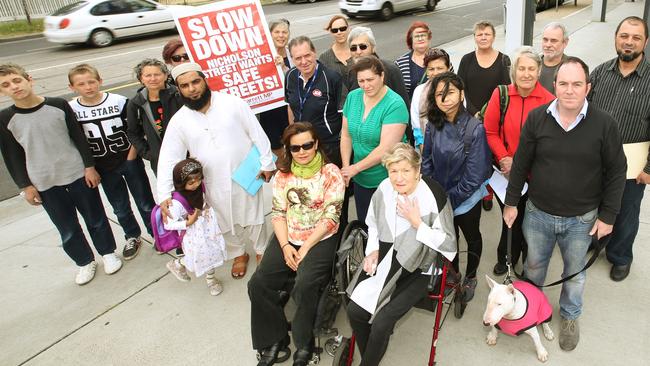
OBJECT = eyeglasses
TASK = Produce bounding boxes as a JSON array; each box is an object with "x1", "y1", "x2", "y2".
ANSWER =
[
  {"x1": 170, "y1": 53, "x2": 190, "y2": 63},
  {"x1": 289, "y1": 141, "x2": 315, "y2": 153},
  {"x1": 412, "y1": 33, "x2": 428, "y2": 40},
  {"x1": 349, "y1": 44, "x2": 369, "y2": 52},
  {"x1": 330, "y1": 26, "x2": 348, "y2": 34}
]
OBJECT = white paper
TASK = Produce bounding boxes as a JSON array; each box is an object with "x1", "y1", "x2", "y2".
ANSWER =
[
  {"x1": 623, "y1": 142, "x2": 650, "y2": 179},
  {"x1": 489, "y1": 167, "x2": 528, "y2": 203}
]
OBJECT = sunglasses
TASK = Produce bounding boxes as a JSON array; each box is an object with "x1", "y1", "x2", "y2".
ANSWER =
[
  {"x1": 170, "y1": 53, "x2": 190, "y2": 63},
  {"x1": 330, "y1": 26, "x2": 348, "y2": 34},
  {"x1": 349, "y1": 44, "x2": 369, "y2": 52},
  {"x1": 289, "y1": 141, "x2": 315, "y2": 153}
]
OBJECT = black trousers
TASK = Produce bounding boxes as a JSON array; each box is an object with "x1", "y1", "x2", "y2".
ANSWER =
[
  {"x1": 347, "y1": 266, "x2": 430, "y2": 366},
  {"x1": 452, "y1": 201, "x2": 483, "y2": 279},
  {"x1": 248, "y1": 234, "x2": 337, "y2": 350},
  {"x1": 495, "y1": 193, "x2": 528, "y2": 267}
]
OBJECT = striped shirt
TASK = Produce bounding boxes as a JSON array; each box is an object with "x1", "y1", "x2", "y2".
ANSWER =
[{"x1": 589, "y1": 56, "x2": 650, "y2": 173}]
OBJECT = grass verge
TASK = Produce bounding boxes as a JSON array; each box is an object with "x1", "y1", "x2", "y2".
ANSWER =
[{"x1": 0, "y1": 19, "x2": 43, "y2": 38}]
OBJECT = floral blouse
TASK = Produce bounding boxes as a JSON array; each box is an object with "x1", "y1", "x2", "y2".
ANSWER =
[{"x1": 271, "y1": 163, "x2": 345, "y2": 245}]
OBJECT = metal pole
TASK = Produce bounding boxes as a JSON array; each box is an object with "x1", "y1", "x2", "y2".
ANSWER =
[
  {"x1": 523, "y1": 0, "x2": 535, "y2": 45},
  {"x1": 645, "y1": 0, "x2": 650, "y2": 60}
]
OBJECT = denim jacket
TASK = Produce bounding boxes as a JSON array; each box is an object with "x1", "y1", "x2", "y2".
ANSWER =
[{"x1": 421, "y1": 111, "x2": 492, "y2": 210}]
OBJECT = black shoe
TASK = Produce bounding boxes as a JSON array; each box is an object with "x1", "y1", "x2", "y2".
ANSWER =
[
  {"x1": 257, "y1": 335, "x2": 291, "y2": 366},
  {"x1": 292, "y1": 348, "x2": 312, "y2": 366},
  {"x1": 175, "y1": 247, "x2": 184, "y2": 257},
  {"x1": 482, "y1": 199, "x2": 493, "y2": 211},
  {"x1": 493, "y1": 263, "x2": 508, "y2": 276},
  {"x1": 610, "y1": 263, "x2": 631, "y2": 282}
]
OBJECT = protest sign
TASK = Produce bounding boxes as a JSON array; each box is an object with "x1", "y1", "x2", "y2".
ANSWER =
[{"x1": 174, "y1": 0, "x2": 285, "y2": 114}]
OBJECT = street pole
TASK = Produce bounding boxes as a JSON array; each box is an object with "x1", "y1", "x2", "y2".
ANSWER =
[
  {"x1": 593, "y1": 0, "x2": 607, "y2": 22},
  {"x1": 504, "y1": 0, "x2": 525, "y2": 55},
  {"x1": 645, "y1": 0, "x2": 650, "y2": 60}
]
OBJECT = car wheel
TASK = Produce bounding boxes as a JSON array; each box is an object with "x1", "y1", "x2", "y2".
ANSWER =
[
  {"x1": 535, "y1": 0, "x2": 549, "y2": 11},
  {"x1": 379, "y1": 3, "x2": 393, "y2": 21},
  {"x1": 425, "y1": 0, "x2": 437, "y2": 11},
  {"x1": 89, "y1": 29, "x2": 113, "y2": 47},
  {"x1": 288, "y1": 0, "x2": 297, "y2": 3}
]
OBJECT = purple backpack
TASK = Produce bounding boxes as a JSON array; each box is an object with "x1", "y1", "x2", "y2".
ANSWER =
[{"x1": 151, "y1": 192, "x2": 194, "y2": 253}]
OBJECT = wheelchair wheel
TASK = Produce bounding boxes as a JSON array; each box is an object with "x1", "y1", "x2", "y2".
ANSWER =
[
  {"x1": 331, "y1": 337, "x2": 351, "y2": 366},
  {"x1": 337, "y1": 220, "x2": 366, "y2": 301}
]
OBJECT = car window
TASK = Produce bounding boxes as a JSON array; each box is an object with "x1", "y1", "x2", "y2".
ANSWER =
[
  {"x1": 51, "y1": 1, "x2": 88, "y2": 16},
  {"x1": 125, "y1": 0, "x2": 157, "y2": 12},
  {"x1": 90, "y1": 0, "x2": 131, "y2": 16}
]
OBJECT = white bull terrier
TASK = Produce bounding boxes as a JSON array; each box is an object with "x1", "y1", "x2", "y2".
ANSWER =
[{"x1": 482, "y1": 275, "x2": 555, "y2": 362}]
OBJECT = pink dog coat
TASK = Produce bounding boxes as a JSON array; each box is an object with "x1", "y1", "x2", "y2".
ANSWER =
[{"x1": 494, "y1": 281, "x2": 553, "y2": 336}]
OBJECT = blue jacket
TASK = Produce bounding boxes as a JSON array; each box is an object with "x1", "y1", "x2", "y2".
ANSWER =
[{"x1": 421, "y1": 111, "x2": 492, "y2": 210}]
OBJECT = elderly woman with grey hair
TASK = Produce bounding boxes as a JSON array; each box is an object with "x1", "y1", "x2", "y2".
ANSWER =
[
  {"x1": 346, "y1": 26, "x2": 410, "y2": 106},
  {"x1": 126, "y1": 58, "x2": 182, "y2": 176},
  {"x1": 346, "y1": 143, "x2": 457, "y2": 366},
  {"x1": 483, "y1": 46, "x2": 555, "y2": 276}
]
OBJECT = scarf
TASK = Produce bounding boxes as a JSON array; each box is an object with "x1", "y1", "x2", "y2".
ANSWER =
[{"x1": 291, "y1": 152, "x2": 323, "y2": 179}]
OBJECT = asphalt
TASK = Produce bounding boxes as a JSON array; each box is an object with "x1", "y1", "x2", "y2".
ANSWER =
[{"x1": 1, "y1": 1, "x2": 649, "y2": 365}]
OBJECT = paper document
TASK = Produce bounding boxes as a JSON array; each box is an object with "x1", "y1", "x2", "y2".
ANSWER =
[
  {"x1": 232, "y1": 146, "x2": 275, "y2": 196},
  {"x1": 489, "y1": 167, "x2": 528, "y2": 203},
  {"x1": 623, "y1": 142, "x2": 650, "y2": 179}
]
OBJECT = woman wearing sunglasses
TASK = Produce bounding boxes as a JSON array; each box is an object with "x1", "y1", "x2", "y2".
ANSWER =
[
  {"x1": 319, "y1": 15, "x2": 352, "y2": 87},
  {"x1": 394, "y1": 21, "x2": 432, "y2": 100},
  {"x1": 341, "y1": 56, "x2": 409, "y2": 223},
  {"x1": 249, "y1": 122, "x2": 345, "y2": 366},
  {"x1": 260, "y1": 18, "x2": 293, "y2": 158},
  {"x1": 162, "y1": 38, "x2": 190, "y2": 68}
]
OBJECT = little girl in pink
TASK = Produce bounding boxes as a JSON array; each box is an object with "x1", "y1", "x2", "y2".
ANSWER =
[{"x1": 164, "y1": 158, "x2": 226, "y2": 296}]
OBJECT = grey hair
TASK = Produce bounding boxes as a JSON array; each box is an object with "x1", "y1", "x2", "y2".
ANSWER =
[
  {"x1": 269, "y1": 18, "x2": 290, "y2": 32},
  {"x1": 382, "y1": 143, "x2": 421, "y2": 170},
  {"x1": 348, "y1": 26, "x2": 376, "y2": 47},
  {"x1": 133, "y1": 58, "x2": 169, "y2": 82},
  {"x1": 543, "y1": 21, "x2": 568, "y2": 41},
  {"x1": 510, "y1": 46, "x2": 542, "y2": 83}
]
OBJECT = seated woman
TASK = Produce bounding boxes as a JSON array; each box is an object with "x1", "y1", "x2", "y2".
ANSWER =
[
  {"x1": 421, "y1": 72, "x2": 492, "y2": 305},
  {"x1": 346, "y1": 143, "x2": 457, "y2": 366},
  {"x1": 248, "y1": 122, "x2": 345, "y2": 366}
]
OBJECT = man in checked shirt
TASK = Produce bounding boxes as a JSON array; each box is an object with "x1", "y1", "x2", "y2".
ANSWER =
[{"x1": 589, "y1": 16, "x2": 650, "y2": 282}]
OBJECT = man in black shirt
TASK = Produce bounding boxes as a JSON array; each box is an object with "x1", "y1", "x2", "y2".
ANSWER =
[
  {"x1": 503, "y1": 57, "x2": 626, "y2": 352},
  {"x1": 589, "y1": 16, "x2": 650, "y2": 282}
]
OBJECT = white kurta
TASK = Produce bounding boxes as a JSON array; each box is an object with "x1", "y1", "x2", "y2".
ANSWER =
[{"x1": 157, "y1": 92, "x2": 276, "y2": 236}]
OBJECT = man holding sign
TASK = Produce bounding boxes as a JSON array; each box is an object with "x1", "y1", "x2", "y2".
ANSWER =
[{"x1": 156, "y1": 63, "x2": 275, "y2": 279}]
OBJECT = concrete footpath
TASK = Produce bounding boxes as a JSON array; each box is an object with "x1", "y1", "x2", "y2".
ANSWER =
[{"x1": 1, "y1": 1, "x2": 649, "y2": 365}]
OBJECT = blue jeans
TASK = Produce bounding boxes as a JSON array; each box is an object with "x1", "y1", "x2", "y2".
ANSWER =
[
  {"x1": 100, "y1": 158, "x2": 155, "y2": 238},
  {"x1": 40, "y1": 177, "x2": 117, "y2": 266},
  {"x1": 522, "y1": 200, "x2": 597, "y2": 320},
  {"x1": 606, "y1": 180, "x2": 646, "y2": 266}
]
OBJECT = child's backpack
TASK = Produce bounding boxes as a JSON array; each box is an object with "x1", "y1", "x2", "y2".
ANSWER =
[{"x1": 151, "y1": 192, "x2": 194, "y2": 253}]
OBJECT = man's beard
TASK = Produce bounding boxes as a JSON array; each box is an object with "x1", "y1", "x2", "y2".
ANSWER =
[
  {"x1": 617, "y1": 49, "x2": 642, "y2": 62},
  {"x1": 181, "y1": 87, "x2": 212, "y2": 111}
]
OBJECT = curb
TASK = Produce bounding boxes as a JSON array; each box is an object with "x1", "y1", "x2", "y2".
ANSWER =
[{"x1": 0, "y1": 32, "x2": 44, "y2": 43}]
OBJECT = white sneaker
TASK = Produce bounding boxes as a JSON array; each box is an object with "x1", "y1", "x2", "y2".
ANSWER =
[
  {"x1": 102, "y1": 253, "x2": 123, "y2": 275},
  {"x1": 76, "y1": 261, "x2": 97, "y2": 285},
  {"x1": 166, "y1": 259, "x2": 191, "y2": 282},
  {"x1": 206, "y1": 276, "x2": 223, "y2": 296}
]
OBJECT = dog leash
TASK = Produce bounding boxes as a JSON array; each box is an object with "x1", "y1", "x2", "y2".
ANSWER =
[{"x1": 503, "y1": 227, "x2": 610, "y2": 288}]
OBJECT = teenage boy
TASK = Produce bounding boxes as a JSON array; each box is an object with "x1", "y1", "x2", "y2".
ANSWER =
[
  {"x1": 0, "y1": 63, "x2": 121, "y2": 285},
  {"x1": 68, "y1": 63, "x2": 155, "y2": 260}
]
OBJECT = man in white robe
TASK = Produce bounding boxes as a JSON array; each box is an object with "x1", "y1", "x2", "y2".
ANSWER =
[{"x1": 157, "y1": 63, "x2": 275, "y2": 278}]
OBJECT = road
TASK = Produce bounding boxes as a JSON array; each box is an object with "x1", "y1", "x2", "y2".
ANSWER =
[{"x1": 0, "y1": 0, "x2": 503, "y2": 108}]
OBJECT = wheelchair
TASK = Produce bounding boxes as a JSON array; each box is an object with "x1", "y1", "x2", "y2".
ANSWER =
[{"x1": 326, "y1": 220, "x2": 465, "y2": 366}]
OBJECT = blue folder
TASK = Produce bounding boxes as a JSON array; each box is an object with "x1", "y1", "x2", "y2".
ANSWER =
[{"x1": 232, "y1": 146, "x2": 275, "y2": 196}]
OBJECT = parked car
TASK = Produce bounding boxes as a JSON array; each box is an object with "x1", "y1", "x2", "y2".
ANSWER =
[
  {"x1": 339, "y1": 0, "x2": 439, "y2": 21},
  {"x1": 44, "y1": 0, "x2": 188, "y2": 47}
]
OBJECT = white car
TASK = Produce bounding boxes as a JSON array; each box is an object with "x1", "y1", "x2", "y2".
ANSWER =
[
  {"x1": 339, "y1": 0, "x2": 439, "y2": 21},
  {"x1": 44, "y1": 0, "x2": 188, "y2": 47}
]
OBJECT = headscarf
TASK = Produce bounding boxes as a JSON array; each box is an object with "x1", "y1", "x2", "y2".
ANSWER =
[{"x1": 172, "y1": 158, "x2": 204, "y2": 210}]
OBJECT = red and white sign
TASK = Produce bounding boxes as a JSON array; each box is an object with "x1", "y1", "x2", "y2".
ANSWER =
[{"x1": 174, "y1": 0, "x2": 285, "y2": 114}]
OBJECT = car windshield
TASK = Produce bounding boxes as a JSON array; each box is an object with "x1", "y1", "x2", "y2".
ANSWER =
[{"x1": 51, "y1": 1, "x2": 88, "y2": 16}]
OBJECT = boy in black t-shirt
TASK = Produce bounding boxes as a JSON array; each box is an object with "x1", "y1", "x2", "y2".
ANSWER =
[
  {"x1": 68, "y1": 64, "x2": 156, "y2": 261},
  {"x1": 0, "y1": 63, "x2": 120, "y2": 285}
]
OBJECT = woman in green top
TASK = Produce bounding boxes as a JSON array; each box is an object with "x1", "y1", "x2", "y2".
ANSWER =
[{"x1": 340, "y1": 56, "x2": 409, "y2": 223}]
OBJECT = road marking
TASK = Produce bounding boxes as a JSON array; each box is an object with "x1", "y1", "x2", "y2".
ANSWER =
[
  {"x1": 26, "y1": 46, "x2": 60, "y2": 53},
  {"x1": 562, "y1": 4, "x2": 591, "y2": 19},
  {"x1": 103, "y1": 82, "x2": 140, "y2": 92},
  {"x1": 417, "y1": 0, "x2": 481, "y2": 16},
  {"x1": 27, "y1": 45, "x2": 162, "y2": 73}
]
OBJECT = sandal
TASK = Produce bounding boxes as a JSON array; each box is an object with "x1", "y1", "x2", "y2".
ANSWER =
[{"x1": 231, "y1": 253, "x2": 250, "y2": 279}]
